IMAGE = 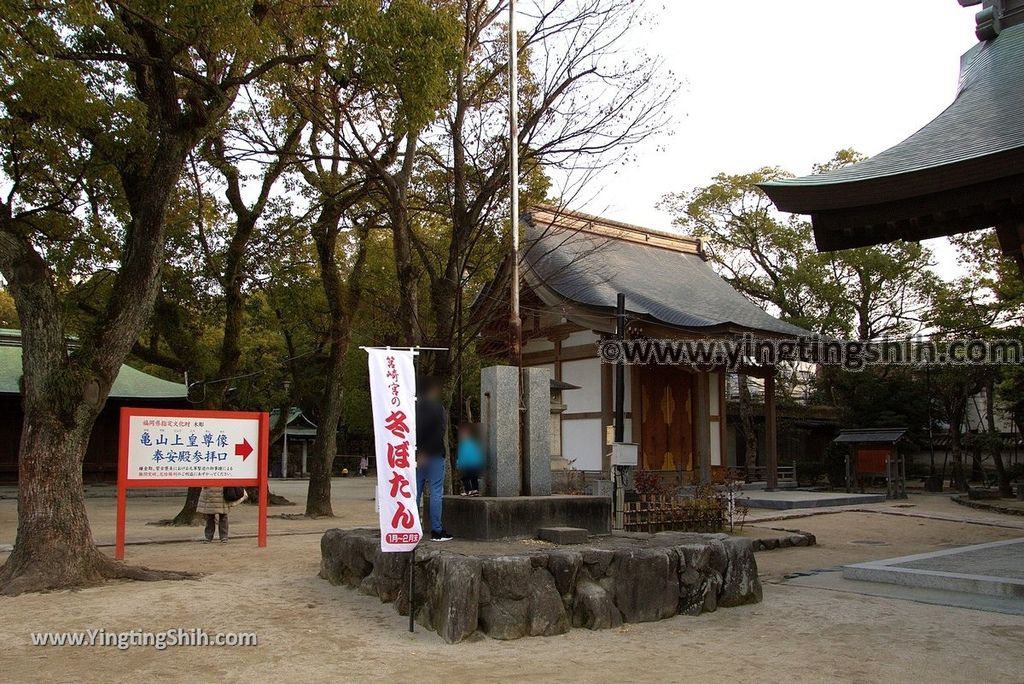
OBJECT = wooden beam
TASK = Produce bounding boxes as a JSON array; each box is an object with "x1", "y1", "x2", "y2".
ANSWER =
[
  {"x1": 765, "y1": 372, "x2": 778, "y2": 491},
  {"x1": 631, "y1": 363, "x2": 643, "y2": 466},
  {"x1": 523, "y1": 343, "x2": 597, "y2": 366},
  {"x1": 694, "y1": 371, "x2": 711, "y2": 485}
]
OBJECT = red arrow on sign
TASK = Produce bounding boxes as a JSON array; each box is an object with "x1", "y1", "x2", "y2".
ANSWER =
[{"x1": 235, "y1": 438, "x2": 253, "y2": 461}]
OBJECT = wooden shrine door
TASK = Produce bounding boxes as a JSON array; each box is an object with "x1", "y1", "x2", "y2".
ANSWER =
[{"x1": 637, "y1": 365, "x2": 694, "y2": 472}]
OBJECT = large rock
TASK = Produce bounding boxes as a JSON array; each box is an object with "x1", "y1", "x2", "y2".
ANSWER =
[
  {"x1": 479, "y1": 595, "x2": 528, "y2": 640},
  {"x1": 526, "y1": 568, "x2": 570, "y2": 636},
  {"x1": 582, "y1": 548, "x2": 615, "y2": 579},
  {"x1": 571, "y1": 573, "x2": 623, "y2": 630},
  {"x1": 718, "y1": 538, "x2": 762, "y2": 607},
  {"x1": 611, "y1": 548, "x2": 680, "y2": 623},
  {"x1": 479, "y1": 556, "x2": 532, "y2": 639},
  {"x1": 422, "y1": 553, "x2": 482, "y2": 643},
  {"x1": 370, "y1": 548, "x2": 410, "y2": 603},
  {"x1": 676, "y1": 541, "x2": 721, "y2": 616},
  {"x1": 320, "y1": 529, "x2": 375, "y2": 587},
  {"x1": 482, "y1": 556, "x2": 532, "y2": 599},
  {"x1": 546, "y1": 550, "x2": 583, "y2": 598}
]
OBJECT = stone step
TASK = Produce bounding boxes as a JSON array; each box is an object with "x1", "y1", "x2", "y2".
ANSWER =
[{"x1": 537, "y1": 526, "x2": 588, "y2": 544}]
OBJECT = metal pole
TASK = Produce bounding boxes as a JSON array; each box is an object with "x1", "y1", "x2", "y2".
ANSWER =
[
  {"x1": 282, "y1": 422, "x2": 288, "y2": 479},
  {"x1": 508, "y1": 0, "x2": 521, "y2": 369},
  {"x1": 408, "y1": 547, "x2": 415, "y2": 632}
]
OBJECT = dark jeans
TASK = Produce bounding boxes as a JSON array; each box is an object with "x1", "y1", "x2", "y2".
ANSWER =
[
  {"x1": 204, "y1": 513, "x2": 228, "y2": 541},
  {"x1": 416, "y1": 456, "x2": 445, "y2": 532},
  {"x1": 461, "y1": 469, "x2": 481, "y2": 493}
]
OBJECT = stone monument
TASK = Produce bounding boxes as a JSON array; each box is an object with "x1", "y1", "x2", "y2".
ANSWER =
[{"x1": 443, "y1": 364, "x2": 611, "y2": 540}]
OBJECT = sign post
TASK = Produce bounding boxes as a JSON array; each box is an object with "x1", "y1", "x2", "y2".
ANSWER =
[{"x1": 116, "y1": 408, "x2": 269, "y2": 560}]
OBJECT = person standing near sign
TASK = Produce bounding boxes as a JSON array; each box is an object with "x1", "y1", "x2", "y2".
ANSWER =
[
  {"x1": 197, "y1": 486, "x2": 246, "y2": 543},
  {"x1": 416, "y1": 378, "x2": 453, "y2": 541}
]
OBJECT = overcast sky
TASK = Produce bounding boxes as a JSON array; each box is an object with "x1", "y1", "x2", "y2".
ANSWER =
[{"x1": 569, "y1": 0, "x2": 980, "y2": 267}]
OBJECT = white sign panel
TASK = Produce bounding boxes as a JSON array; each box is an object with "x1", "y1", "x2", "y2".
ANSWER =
[
  {"x1": 366, "y1": 348, "x2": 423, "y2": 552},
  {"x1": 125, "y1": 414, "x2": 260, "y2": 481}
]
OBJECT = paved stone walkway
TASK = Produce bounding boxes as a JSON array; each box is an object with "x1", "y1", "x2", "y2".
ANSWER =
[{"x1": 898, "y1": 539, "x2": 1024, "y2": 579}]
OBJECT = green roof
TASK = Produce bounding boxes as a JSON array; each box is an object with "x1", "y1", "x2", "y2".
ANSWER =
[
  {"x1": 0, "y1": 329, "x2": 186, "y2": 399},
  {"x1": 269, "y1": 408, "x2": 318, "y2": 437}
]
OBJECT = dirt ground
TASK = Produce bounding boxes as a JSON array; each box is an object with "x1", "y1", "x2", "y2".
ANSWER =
[{"x1": 1, "y1": 483, "x2": 1023, "y2": 684}]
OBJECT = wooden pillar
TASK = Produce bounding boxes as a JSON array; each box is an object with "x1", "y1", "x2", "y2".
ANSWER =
[
  {"x1": 765, "y1": 371, "x2": 778, "y2": 491},
  {"x1": 694, "y1": 371, "x2": 712, "y2": 485}
]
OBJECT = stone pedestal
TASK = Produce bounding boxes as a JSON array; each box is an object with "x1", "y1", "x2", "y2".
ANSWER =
[
  {"x1": 442, "y1": 495, "x2": 612, "y2": 540},
  {"x1": 320, "y1": 527, "x2": 763, "y2": 643},
  {"x1": 481, "y1": 365, "x2": 520, "y2": 497},
  {"x1": 522, "y1": 367, "x2": 552, "y2": 495}
]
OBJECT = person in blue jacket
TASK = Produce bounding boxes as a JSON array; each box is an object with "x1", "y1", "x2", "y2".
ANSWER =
[{"x1": 455, "y1": 422, "x2": 485, "y2": 496}]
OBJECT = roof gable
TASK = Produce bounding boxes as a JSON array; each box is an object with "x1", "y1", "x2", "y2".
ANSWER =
[{"x1": 522, "y1": 208, "x2": 810, "y2": 338}]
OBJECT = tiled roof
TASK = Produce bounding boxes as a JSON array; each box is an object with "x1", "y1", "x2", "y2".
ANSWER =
[
  {"x1": 833, "y1": 428, "x2": 908, "y2": 444},
  {"x1": 522, "y1": 210, "x2": 810, "y2": 338}
]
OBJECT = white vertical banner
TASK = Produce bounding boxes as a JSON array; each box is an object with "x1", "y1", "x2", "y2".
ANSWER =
[{"x1": 366, "y1": 348, "x2": 422, "y2": 552}]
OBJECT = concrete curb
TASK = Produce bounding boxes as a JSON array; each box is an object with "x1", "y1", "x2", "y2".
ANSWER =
[
  {"x1": 951, "y1": 494, "x2": 1024, "y2": 517},
  {"x1": 843, "y1": 537, "x2": 1024, "y2": 599},
  {"x1": 749, "y1": 527, "x2": 816, "y2": 551}
]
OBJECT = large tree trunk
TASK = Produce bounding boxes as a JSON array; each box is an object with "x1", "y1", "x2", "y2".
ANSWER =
[
  {"x1": 304, "y1": 205, "x2": 369, "y2": 517},
  {"x1": 0, "y1": 140, "x2": 194, "y2": 592},
  {"x1": 0, "y1": 404, "x2": 191, "y2": 594},
  {"x1": 306, "y1": 334, "x2": 345, "y2": 517},
  {"x1": 388, "y1": 133, "x2": 423, "y2": 347},
  {"x1": 2, "y1": 399, "x2": 105, "y2": 592},
  {"x1": 171, "y1": 488, "x2": 202, "y2": 525}
]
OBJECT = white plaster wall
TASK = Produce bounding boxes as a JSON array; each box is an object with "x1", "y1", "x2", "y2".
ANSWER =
[
  {"x1": 561, "y1": 418, "x2": 603, "y2": 471},
  {"x1": 711, "y1": 424, "x2": 722, "y2": 467},
  {"x1": 564, "y1": 329, "x2": 599, "y2": 347},
  {"x1": 561, "y1": 358, "x2": 601, "y2": 414}
]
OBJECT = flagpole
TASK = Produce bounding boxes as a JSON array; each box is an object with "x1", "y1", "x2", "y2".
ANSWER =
[{"x1": 509, "y1": 0, "x2": 521, "y2": 369}]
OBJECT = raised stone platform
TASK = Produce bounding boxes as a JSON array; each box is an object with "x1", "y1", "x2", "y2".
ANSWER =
[
  {"x1": 740, "y1": 490, "x2": 885, "y2": 510},
  {"x1": 320, "y1": 528, "x2": 762, "y2": 643},
  {"x1": 442, "y1": 495, "x2": 611, "y2": 540},
  {"x1": 843, "y1": 538, "x2": 1024, "y2": 599},
  {"x1": 537, "y1": 527, "x2": 588, "y2": 544}
]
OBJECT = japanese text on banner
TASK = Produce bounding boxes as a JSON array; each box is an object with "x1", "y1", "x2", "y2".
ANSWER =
[{"x1": 366, "y1": 349, "x2": 422, "y2": 552}]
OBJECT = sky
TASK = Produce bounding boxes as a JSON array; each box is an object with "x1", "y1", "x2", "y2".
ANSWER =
[{"x1": 569, "y1": 0, "x2": 981, "y2": 268}]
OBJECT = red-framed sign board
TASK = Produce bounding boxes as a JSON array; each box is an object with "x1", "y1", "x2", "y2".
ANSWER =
[{"x1": 116, "y1": 407, "x2": 269, "y2": 560}]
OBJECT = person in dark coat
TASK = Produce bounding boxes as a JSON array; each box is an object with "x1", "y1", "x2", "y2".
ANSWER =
[{"x1": 416, "y1": 377, "x2": 452, "y2": 541}]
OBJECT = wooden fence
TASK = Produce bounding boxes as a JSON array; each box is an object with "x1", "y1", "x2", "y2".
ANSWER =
[{"x1": 622, "y1": 494, "x2": 726, "y2": 533}]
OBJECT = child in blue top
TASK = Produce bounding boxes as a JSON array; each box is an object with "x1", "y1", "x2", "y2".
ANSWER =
[{"x1": 455, "y1": 422, "x2": 485, "y2": 496}]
